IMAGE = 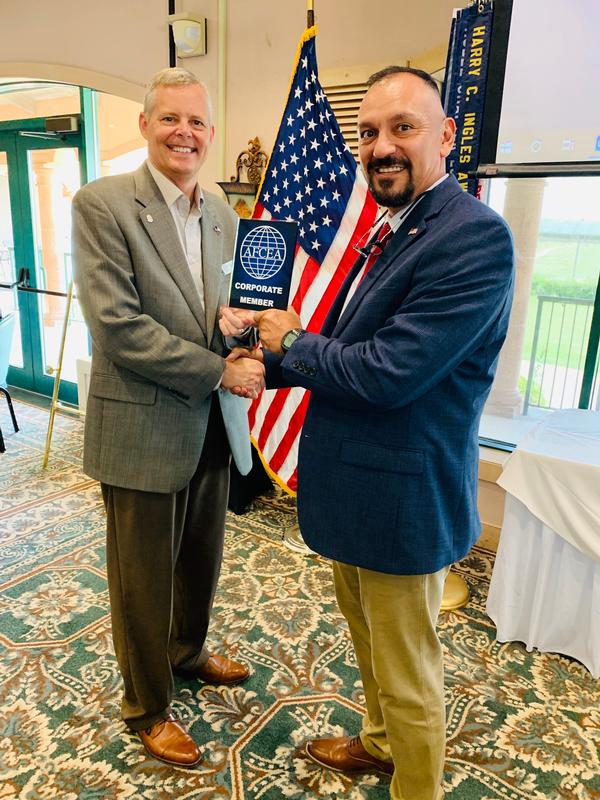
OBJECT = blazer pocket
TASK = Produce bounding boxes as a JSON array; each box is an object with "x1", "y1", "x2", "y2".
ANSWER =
[
  {"x1": 90, "y1": 372, "x2": 157, "y2": 405},
  {"x1": 340, "y1": 440, "x2": 424, "y2": 475}
]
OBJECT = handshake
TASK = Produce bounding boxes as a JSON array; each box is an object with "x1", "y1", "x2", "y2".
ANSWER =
[{"x1": 219, "y1": 305, "x2": 302, "y2": 400}]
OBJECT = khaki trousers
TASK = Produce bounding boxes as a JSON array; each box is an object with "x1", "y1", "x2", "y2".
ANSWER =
[
  {"x1": 333, "y1": 561, "x2": 449, "y2": 800},
  {"x1": 101, "y1": 397, "x2": 230, "y2": 731}
]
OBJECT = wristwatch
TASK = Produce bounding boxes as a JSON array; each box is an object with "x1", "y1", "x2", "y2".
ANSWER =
[{"x1": 281, "y1": 328, "x2": 304, "y2": 353}]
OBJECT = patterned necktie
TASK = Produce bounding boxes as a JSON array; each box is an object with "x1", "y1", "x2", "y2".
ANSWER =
[{"x1": 360, "y1": 221, "x2": 393, "y2": 281}]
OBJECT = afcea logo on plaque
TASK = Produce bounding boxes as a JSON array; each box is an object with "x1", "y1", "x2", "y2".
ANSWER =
[{"x1": 229, "y1": 219, "x2": 298, "y2": 310}]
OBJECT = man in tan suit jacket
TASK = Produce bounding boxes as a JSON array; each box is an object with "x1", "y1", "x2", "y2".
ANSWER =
[{"x1": 73, "y1": 67, "x2": 264, "y2": 767}]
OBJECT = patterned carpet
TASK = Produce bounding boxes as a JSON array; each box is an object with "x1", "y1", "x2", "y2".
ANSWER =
[{"x1": 1, "y1": 399, "x2": 599, "y2": 800}]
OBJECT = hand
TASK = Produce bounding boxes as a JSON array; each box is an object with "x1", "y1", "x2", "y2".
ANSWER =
[
  {"x1": 219, "y1": 306, "x2": 257, "y2": 338},
  {"x1": 226, "y1": 347, "x2": 264, "y2": 364},
  {"x1": 224, "y1": 348, "x2": 264, "y2": 396},
  {"x1": 255, "y1": 306, "x2": 302, "y2": 354},
  {"x1": 221, "y1": 355, "x2": 265, "y2": 399}
]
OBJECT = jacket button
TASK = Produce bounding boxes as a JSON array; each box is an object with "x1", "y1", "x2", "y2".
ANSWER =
[{"x1": 292, "y1": 360, "x2": 300, "y2": 368}]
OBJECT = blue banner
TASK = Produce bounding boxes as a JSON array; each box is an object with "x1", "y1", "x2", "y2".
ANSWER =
[
  {"x1": 229, "y1": 219, "x2": 298, "y2": 311},
  {"x1": 444, "y1": 1, "x2": 495, "y2": 196}
]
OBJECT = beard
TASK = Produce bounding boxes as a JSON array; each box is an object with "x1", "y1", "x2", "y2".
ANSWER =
[{"x1": 366, "y1": 156, "x2": 415, "y2": 209}]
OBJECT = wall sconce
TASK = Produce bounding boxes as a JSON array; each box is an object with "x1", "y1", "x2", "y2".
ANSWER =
[
  {"x1": 217, "y1": 137, "x2": 269, "y2": 218},
  {"x1": 168, "y1": 12, "x2": 207, "y2": 57}
]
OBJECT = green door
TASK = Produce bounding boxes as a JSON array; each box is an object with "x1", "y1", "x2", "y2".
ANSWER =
[{"x1": 0, "y1": 117, "x2": 88, "y2": 404}]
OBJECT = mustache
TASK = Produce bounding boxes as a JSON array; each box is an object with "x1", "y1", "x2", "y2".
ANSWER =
[{"x1": 367, "y1": 156, "x2": 410, "y2": 174}]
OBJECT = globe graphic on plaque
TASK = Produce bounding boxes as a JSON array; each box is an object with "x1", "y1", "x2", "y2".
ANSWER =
[{"x1": 240, "y1": 225, "x2": 287, "y2": 280}]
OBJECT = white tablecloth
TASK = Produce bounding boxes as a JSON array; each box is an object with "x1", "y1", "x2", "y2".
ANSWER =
[
  {"x1": 497, "y1": 409, "x2": 600, "y2": 561},
  {"x1": 486, "y1": 409, "x2": 600, "y2": 677},
  {"x1": 487, "y1": 494, "x2": 600, "y2": 677}
]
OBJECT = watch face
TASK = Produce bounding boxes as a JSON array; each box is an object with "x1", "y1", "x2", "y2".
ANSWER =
[{"x1": 282, "y1": 329, "x2": 301, "y2": 352}]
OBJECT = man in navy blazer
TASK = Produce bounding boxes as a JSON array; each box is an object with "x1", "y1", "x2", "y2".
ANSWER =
[{"x1": 222, "y1": 66, "x2": 514, "y2": 800}]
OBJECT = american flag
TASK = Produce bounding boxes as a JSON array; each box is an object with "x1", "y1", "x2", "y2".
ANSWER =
[{"x1": 249, "y1": 26, "x2": 378, "y2": 494}]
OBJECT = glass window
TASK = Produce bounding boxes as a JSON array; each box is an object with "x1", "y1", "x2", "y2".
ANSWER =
[
  {"x1": 27, "y1": 147, "x2": 83, "y2": 382},
  {"x1": 96, "y1": 93, "x2": 146, "y2": 176},
  {"x1": 0, "y1": 82, "x2": 80, "y2": 122},
  {"x1": 479, "y1": 176, "x2": 600, "y2": 446},
  {"x1": 0, "y1": 151, "x2": 23, "y2": 367}
]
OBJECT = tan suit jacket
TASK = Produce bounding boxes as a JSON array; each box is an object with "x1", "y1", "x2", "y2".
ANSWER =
[{"x1": 73, "y1": 163, "x2": 251, "y2": 492}]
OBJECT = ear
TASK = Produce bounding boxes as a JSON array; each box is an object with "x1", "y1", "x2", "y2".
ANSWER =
[
  {"x1": 440, "y1": 117, "x2": 456, "y2": 157},
  {"x1": 139, "y1": 112, "x2": 149, "y2": 141},
  {"x1": 209, "y1": 124, "x2": 216, "y2": 145}
]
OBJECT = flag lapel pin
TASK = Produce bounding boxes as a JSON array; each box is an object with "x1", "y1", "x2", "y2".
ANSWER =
[
  {"x1": 146, "y1": 214, "x2": 153, "y2": 223},
  {"x1": 408, "y1": 227, "x2": 418, "y2": 235}
]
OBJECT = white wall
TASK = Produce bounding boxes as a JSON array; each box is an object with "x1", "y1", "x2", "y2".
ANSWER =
[
  {"x1": 224, "y1": 1, "x2": 459, "y2": 175},
  {"x1": 0, "y1": 0, "x2": 167, "y2": 99},
  {"x1": 0, "y1": 0, "x2": 464, "y2": 192}
]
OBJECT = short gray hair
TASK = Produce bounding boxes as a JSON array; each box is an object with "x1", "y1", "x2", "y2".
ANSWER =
[{"x1": 143, "y1": 67, "x2": 213, "y2": 122}]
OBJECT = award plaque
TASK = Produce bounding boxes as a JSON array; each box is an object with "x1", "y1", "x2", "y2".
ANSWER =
[{"x1": 229, "y1": 219, "x2": 298, "y2": 311}]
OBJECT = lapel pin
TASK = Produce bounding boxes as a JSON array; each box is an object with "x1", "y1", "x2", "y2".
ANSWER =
[
  {"x1": 214, "y1": 224, "x2": 222, "y2": 234},
  {"x1": 408, "y1": 227, "x2": 418, "y2": 235},
  {"x1": 146, "y1": 214, "x2": 154, "y2": 223}
]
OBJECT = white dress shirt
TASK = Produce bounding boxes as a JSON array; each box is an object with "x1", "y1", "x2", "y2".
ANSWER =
[
  {"x1": 148, "y1": 161, "x2": 226, "y2": 389},
  {"x1": 147, "y1": 161, "x2": 206, "y2": 313}
]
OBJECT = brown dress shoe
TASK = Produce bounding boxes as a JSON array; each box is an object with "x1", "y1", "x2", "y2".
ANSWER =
[
  {"x1": 173, "y1": 654, "x2": 250, "y2": 685},
  {"x1": 305, "y1": 734, "x2": 394, "y2": 776},
  {"x1": 138, "y1": 714, "x2": 201, "y2": 767}
]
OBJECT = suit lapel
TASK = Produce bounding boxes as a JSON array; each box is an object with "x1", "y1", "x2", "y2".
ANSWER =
[
  {"x1": 321, "y1": 253, "x2": 368, "y2": 336},
  {"x1": 333, "y1": 175, "x2": 463, "y2": 334},
  {"x1": 200, "y1": 198, "x2": 225, "y2": 346},
  {"x1": 334, "y1": 220, "x2": 427, "y2": 333},
  {"x1": 134, "y1": 165, "x2": 207, "y2": 336}
]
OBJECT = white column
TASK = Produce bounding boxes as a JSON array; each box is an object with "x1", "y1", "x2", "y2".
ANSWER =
[{"x1": 485, "y1": 178, "x2": 547, "y2": 418}]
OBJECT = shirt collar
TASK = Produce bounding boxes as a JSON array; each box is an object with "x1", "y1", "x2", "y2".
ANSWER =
[
  {"x1": 146, "y1": 160, "x2": 204, "y2": 214},
  {"x1": 386, "y1": 173, "x2": 448, "y2": 232}
]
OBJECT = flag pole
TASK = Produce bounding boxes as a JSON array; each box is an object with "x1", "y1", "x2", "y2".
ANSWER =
[{"x1": 307, "y1": 0, "x2": 314, "y2": 28}]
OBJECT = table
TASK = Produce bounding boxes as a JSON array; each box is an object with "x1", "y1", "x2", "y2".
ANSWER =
[{"x1": 486, "y1": 409, "x2": 600, "y2": 678}]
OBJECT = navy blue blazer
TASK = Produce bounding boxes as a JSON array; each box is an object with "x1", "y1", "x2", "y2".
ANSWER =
[{"x1": 265, "y1": 175, "x2": 515, "y2": 575}]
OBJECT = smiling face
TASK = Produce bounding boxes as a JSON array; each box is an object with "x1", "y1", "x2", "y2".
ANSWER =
[
  {"x1": 139, "y1": 83, "x2": 214, "y2": 198},
  {"x1": 358, "y1": 73, "x2": 456, "y2": 213}
]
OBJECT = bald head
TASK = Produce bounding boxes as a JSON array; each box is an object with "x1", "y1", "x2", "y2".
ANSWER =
[{"x1": 358, "y1": 70, "x2": 455, "y2": 212}]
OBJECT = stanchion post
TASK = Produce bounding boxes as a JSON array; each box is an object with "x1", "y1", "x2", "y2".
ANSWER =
[{"x1": 42, "y1": 281, "x2": 73, "y2": 469}]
